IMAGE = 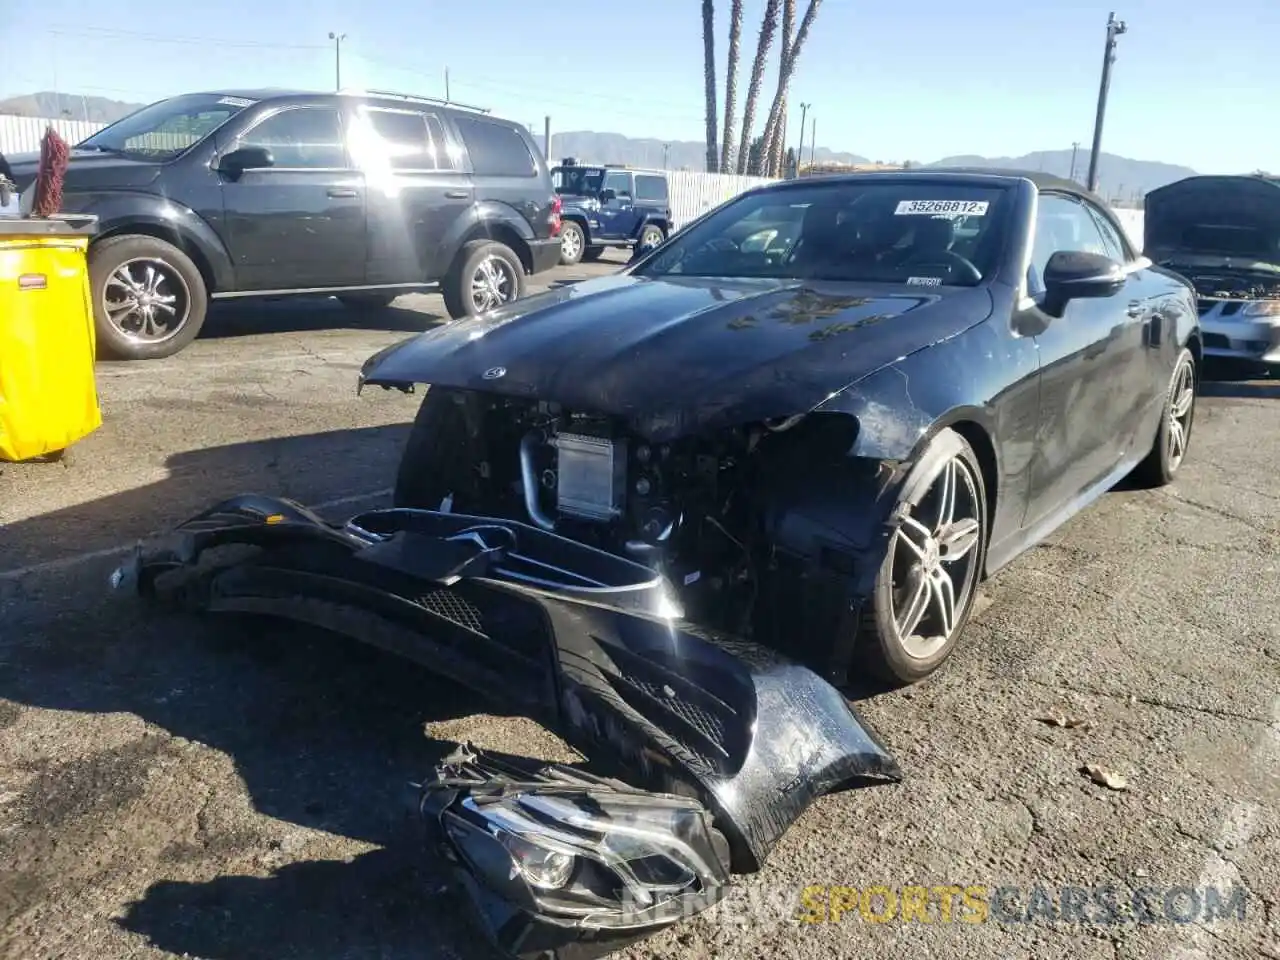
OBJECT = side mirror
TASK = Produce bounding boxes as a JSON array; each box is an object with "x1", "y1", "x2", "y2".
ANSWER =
[
  {"x1": 1042, "y1": 250, "x2": 1125, "y2": 312},
  {"x1": 600, "y1": 188, "x2": 617, "y2": 202},
  {"x1": 218, "y1": 146, "x2": 274, "y2": 176}
]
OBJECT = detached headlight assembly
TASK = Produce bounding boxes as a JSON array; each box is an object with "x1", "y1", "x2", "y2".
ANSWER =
[{"x1": 422, "y1": 747, "x2": 732, "y2": 933}]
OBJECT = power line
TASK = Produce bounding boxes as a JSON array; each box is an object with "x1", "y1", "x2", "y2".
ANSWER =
[{"x1": 47, "y1": 25, "x2": 328, "y2": 51}]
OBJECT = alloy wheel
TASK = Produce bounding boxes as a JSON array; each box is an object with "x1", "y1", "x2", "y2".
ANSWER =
[
  {"x1": 888, "y1": 456, "x2": 983, "y2": 660},
  {"x1": 561, "y1": 227, "x2": 582, "y2": 261},
  {"x1": 103, "y1": 258, "x2": 191, "y2": 343},
  {"x1": 1167, "y1": 357, "x2": 1195, "y2": 471},
  {"x1": 470, "y1": 256, "x2": 516, "y2": 313}
]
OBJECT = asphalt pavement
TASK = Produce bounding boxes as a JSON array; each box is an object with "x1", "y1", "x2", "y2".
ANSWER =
[{"x1": 0, "y1": 254, "x2": 1276, "y2": 960}]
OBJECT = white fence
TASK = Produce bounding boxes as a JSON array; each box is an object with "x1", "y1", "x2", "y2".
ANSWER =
[
  {"x1": 666, "y1": 170, "x2": 778, "y2": 229},
  {"x1": 0, "y1": 115, "x2": 103, "y2": 156}
]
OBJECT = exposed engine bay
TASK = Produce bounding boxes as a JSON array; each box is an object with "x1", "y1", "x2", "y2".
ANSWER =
[
  {"x1": 445, "y1": 391, "x2": 865, "y2": 646},
  {"x1": 1183, "y1": 270, "x2": 1280, "y2": 303}
]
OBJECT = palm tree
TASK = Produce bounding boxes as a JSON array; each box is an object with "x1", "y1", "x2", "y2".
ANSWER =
[
  {"x1": 761, "y1": 0, "x2": 822, "y2": 177},
  {"x1": 702, "y1": 0, "x2": 719, "y2": 172},
  {"x1": 719, "y1": 0, "x2": 744, "y2": 174},
  {"x1": 735, "y1": 0, "x2": 781, "y2": 175},
  {"x1": 758, "y1": 0, "x2": 795, "y2": 177}
]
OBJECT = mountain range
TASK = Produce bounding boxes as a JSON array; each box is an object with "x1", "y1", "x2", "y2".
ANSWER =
[{"x1": 0, "y1": 90, "x2": 1198, "y2": 196}]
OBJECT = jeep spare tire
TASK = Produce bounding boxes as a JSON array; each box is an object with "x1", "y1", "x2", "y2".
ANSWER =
[
  {"x1": 89, "y1": 234, "x2": 208, "y2": 360},
  {"x1": 441, "y1": 240, "x2": 526, "y2": 320}
]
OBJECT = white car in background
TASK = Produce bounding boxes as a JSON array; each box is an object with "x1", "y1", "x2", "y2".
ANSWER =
[{"x1": 1145, "y1": 175, "x2": 1280, "y2": 369}]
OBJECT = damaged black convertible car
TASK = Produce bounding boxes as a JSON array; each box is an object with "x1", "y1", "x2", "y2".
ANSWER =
[{"x1": 114, "y1": 170, "x2": 1201, "y2": 960}]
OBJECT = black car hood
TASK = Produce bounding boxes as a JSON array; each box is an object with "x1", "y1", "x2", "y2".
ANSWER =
[
  {"x1": 3, "y1": 149, "x2": 164, "y2": 193},
  {"x1": 1145, "y1": 175, "x2": 1280, "y2": 268},
  {"x1": 361, "y1": 273, "x2": 994, "y2": 441}
]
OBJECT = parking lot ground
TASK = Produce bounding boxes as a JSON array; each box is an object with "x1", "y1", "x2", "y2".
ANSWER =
[{"x1": 0, "y1": 258, "x2": 1277, "y2": 960}]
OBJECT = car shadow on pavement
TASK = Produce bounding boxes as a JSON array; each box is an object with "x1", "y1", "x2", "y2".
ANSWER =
[
  {"x1": 201, "y1": 296, "x2": 444, "y2": 340},
  {"x1": 0, "y1": 427, "x2": 519, "y2": 959},
  {"x1": 1197, "y1": 379, "x2": 1280, "y2": 400}
]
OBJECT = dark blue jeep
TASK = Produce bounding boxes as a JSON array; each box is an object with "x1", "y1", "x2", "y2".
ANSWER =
[{"x1": 551, "y1": 160, "x2": 675, "y2": 265}]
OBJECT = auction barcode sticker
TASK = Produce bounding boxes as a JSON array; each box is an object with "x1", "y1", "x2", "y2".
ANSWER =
[{"x1": 894, "y1": 200, "x2": 990, "y2": 216}]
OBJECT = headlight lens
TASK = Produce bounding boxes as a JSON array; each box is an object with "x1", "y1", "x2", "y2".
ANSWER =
[{"x1": 1242, "y1": 300, "x2": 1280, "y2": 317}]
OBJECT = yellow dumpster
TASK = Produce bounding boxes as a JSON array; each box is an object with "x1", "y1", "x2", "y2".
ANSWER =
[{"x1": 0, "y1": 214, "x2": 101, "y2": 462}]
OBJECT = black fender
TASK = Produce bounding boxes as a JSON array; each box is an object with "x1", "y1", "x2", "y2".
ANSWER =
[
  {"x1": 437, "y1": 201, "x2": 539, "y2": 272},
  {"x1": 632, "y1": 216, "x2": 669, "y2": 240},
  {"x1": 66, "y1": 190, "x2": 235, "y2": 292}
]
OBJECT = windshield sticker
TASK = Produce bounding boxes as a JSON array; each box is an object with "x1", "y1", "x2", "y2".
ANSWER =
[
  {"x1": 907, "y1": 276, "x2": 943, "y2": 286},
  {"x1": 217, "y1": 96, "x2": 257, "y2": 107},
  {"x1": 895, "y1": 199, "x2": 989, "y2": 216}
]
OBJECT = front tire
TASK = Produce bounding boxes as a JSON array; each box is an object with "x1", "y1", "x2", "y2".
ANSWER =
[
  {"x1": 581, "y1": 246, "x2": 606, "y2": 263},
  {"x1": 1129, "y1": 347, "x2": 1197, "y2": 488},
  {"x1": 394, "y1": 388, "x2": 482, "y2": 511},
  {"x1": 861, "y1": 428, "x2": 988, "y2": 685},
  {"x1": 441, "y1": 240, "x2": 526, "y2": 320},
  {"x1": 89, "y1": 234, "x2": 208, "y2": 360}
]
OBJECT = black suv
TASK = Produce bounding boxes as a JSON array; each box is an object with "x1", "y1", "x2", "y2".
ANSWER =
[
  {"x1": 5, "y1": 89, "x2": 563, "y2": 359},
  {"x1": 550, "y1": 161, "x2": 674, "y2": 265}
]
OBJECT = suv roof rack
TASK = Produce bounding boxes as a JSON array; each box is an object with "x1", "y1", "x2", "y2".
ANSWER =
[{"x1": 338, "y1": 88, "x2": 491, "y2": 114}]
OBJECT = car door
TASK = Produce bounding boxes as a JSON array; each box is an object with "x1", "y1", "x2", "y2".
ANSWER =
[
  {"x1": 633, "y1": 172, "x2": 671, "y2": 233},
  {"x1": 1085, "y1": 201, "x2": 1175, "y2": 436},
  {"x1": 597, "y1": 170, "x2": 639, "y2": 240},
  {"x1": 348, "y1": 103, "x2": 474, "y2": 285},
  {"x1": 216, "y1": 103, "x2": 366, "y2": 290},
  {"x1": 1020, "y1": 192, "x2": 1151, "y2": 530}
]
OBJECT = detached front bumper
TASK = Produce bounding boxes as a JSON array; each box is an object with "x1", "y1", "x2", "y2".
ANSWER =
[{"x1": 111, "y1": 494, "x2": 901, "y2": 960}]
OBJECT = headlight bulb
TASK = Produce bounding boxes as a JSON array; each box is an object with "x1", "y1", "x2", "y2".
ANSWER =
[{"x1": 500, "y1": 832, "x2": 575, "y2": 889}]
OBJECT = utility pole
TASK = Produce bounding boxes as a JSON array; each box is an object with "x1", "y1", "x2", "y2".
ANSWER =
[
  {"x1": 1086, "y1": 12, "x2": 1127, "y2": 193},
  {"x1": 444, "y1": 68, "x2": 451, "y2": 102},
  {"x1": 328, "y1": 32, "x2": 346, "y2": 91},
  {"x1": 808, "y1": 117, "x2": 817, "y2": 170},
  {"x1": 796, "y1": 102, "x2": 811, "y2": 178},
  {"x1": 544, "y1": 116, "x2": 552, "y2": 161},
  {"x1": 1069, "y1": 141, "x2": 1081, "y2": 182},
  {"x1": 662, "y1": 143, "x2": 670, "y2": 169}
]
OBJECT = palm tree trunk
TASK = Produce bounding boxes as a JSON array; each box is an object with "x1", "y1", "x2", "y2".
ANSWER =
[
  {"x1": 761, "y1": 0, "x2": 822, "y2": 176},
  {"x1": 735, "y1": 0, "x2": 781, "y2": 175},
  {"x1": 719, "y1": 0, "x2": 744, "y2": 174},
  {"x1": 702, "y1": 0, "x2": 719, "y2": 173},
  {"x1": 759, "y1": 0, "x2": 795, "y2": 177}
]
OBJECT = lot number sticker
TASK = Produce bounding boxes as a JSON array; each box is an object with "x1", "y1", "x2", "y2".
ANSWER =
[{"x1": 895, "y1": 200, "x2": 989, "y2": 216}]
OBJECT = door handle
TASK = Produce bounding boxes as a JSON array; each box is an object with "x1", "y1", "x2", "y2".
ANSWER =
[
  {"x1": 327, "y1": 188, "x2": 359, "y2": 199},
  {"x1": 444, "y1": 190, "x2": 469, "y2": 200}
]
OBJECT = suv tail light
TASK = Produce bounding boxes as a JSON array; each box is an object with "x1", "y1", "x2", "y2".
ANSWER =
[{"x1": 549, "y1": 195, "x2": 562, "y2": 237}]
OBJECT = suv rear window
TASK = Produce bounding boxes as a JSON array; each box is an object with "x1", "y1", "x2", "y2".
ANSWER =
[
  {"x1": 365, "y1": 109, "x2": 432, "y2": 169},
  {"x1": 635, "y1": 174, "x2": 668, "y2": 202},
  {"x1": 453, "y1": 117, "x2": 537, "y2": 177}
]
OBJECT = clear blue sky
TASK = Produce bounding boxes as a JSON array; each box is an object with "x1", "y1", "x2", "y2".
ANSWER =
[{"x1": 3, "y1": 0, "x2": 1275, "y2": 173}]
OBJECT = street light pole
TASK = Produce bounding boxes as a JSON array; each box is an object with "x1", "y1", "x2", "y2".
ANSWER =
[
  {"x1": 328, "y1": 32, "x2": 346, "y2": 91},
  {"x1": 1069, "y1": 141, "x2": 1081, "y2": 182},
  {"x1": 1086, "y1": 12, "x2": 1127, "y2": 193},
  {"x1": 796, "y1": 102, "x2": 811, "y2": 177},
  {"x1": 808, "y1": 117, "x2": 817, "y2": 170}
]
